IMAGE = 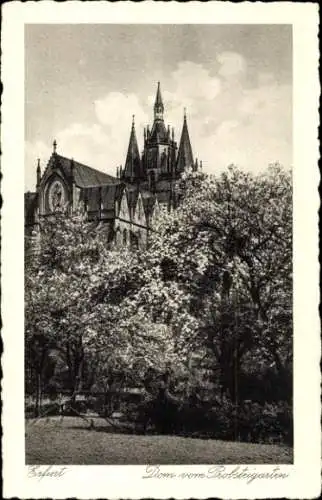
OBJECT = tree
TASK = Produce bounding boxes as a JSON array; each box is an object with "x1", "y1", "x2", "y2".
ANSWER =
[
  {"x1": 25, "y1": 212, "x2": 119, "y2": 404},
  {"x1": 25, "y1": 212, "x2": 188, "y2": 410},
  {"x1": 147, "y1": 164, "x2": 292, "y2": 402},
  {"x1": 25, "y1": 163, "x2": 292, "y2": 422}
]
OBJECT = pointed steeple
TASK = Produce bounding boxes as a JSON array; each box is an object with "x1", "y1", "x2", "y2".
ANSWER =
[
  {"x1": 149, "y1": 82, "x2": 168, "y2": 142},
  {"x1": 154, "y1": 81, "x2": 164, "y2": 121},
  {"x1": 176, "y1": 109, "x2": 194, "y2": 173},
  {"x1": 70, "y1": 158, "x2": 75, "y2": 182},
  {"x1": 36, "y1": 158, "x2": 41, "y2": 188},
  {"x1": 123, "y1": 115, "x2": 142, "y2": 182}
]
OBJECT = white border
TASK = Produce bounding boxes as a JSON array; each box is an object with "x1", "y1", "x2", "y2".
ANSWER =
[{"x1": 2, "y1": 2, "x2": 320, "y2": 498}]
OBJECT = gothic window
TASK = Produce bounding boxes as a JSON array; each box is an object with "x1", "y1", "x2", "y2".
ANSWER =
[
  {"x1": 131, "y1": 231, "x2": 139, "y2": 249},
  {"x1": 115, "y1": 227, "x2": 122, "y2": 247},
  {"x1": 137, "y1": 199, "x2": 143, "y2": 220},
  {"x1": 149, "y1": 171, "x2": 156, "y2": 193},
  {"x1": 137, "y1": 230, "x2": 141, "y2": 249},
  {"x1": 120, "y1": 195, "x2": 129, "y2": 221},
  {"x1": 161, "y1": 150, "x2": 168, "y2": 173},
  {"x1": 123, "y1": 228, "x2": 128, "y2": 245},
  {"x1": 48, "y1": 179, "x2": 66, "y2": 212}
]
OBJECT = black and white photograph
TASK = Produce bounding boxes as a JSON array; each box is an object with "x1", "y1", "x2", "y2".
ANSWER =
[
  {"x1": 24, "y1": 22, "x2": 294, "y2": 465},
  {"x1": 2, "y1": 2, "x2": 320, "y2": 499}
]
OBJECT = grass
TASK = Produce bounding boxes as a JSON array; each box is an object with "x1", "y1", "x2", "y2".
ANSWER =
[{"x1": 25, "y1": 416, "x2": 293, "y2": 465}]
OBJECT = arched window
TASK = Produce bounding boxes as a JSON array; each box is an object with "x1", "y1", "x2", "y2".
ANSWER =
[
  {"x1": 137, "y1": 200, "x2": 142, "y2": 219},
  {"x1": 149, "y1": 171, "x2": 156, "y2": 193},
  {"x1": 161, "y1": 151, "x2": 167, "y2": 173},
  {"x1": 130, "y1": 231, "x2": 139, "y2": 249},
  {"x1": 137, "y1": 230, "x2": 142, "y2": 249},
  {"x1": 123, "y1": 228, "x2": 128, "y2": 245},
  {"x1": 115, "y1": 227, "x2": 122, "y2": 247}
]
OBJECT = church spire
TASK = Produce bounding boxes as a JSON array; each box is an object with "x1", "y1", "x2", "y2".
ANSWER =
[
  {"x1": 36, "y1": 158, "x2": 41, "y2": 188},
  {"x1": 176, "y1": 109, "x2": 194, "y2": 173},
  {"x1": 122, "y1": 115, "x2": 142, "y2": 182},
  {"x1": 154, "y1": 81, "x2": 164, "y2": 121}
]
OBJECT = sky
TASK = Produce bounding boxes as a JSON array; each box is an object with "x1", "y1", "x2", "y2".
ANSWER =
[{"x1": 25, "y1": 24, "x2": 292, "y2": 192}]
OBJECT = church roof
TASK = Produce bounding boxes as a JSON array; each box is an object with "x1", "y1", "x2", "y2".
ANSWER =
[
  {"x1": 84, "y1": 186, "x2": 100, "y2": 212},
  {"x1": 101, "y1": 184, "x2": 122, "y2": 211},
  {"x1": 54, "y1": 154, "x2": 117, "y2": 188},
  {"x1": 176, "y1": 114, "x2": 194, "y2": 172},
  {"x1": 125, "y1": 185, "x2": 139, "y2": 212},
  {"x1": 82, "y1": 183, "x2": 121, "y2": 215}
]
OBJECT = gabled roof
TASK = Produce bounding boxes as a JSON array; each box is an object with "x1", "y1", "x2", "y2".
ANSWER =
[
  {"x1": 176, "y1": 114, "x2": 194, "y2": 172},
  {"x1": 125, "y1": 184, "x2": 139, "y2": 211},
  {"x1": 117, "y1": 184, "x2": 156, "y2": 220},
  {"x1": 53, "y1": 154, "x2": 117, "y2": 188},
  {"x1": 141, "y1": 190, "x2": 157, "y2": 217}
]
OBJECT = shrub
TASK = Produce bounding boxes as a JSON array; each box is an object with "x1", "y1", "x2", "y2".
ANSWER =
[
  {"x1": 126, "y1": 392, "x2": 292, "y2": 445},
  {"x1": 206, "y1": 399, "x2": 293, "y2": 445}
]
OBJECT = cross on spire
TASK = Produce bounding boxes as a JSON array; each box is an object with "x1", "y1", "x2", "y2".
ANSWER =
[{"x1": 53, "y1": 139, "x2": 57, "y2": 154}]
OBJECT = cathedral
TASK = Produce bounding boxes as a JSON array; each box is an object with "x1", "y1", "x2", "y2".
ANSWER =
[{"x1": 25, "y1": 83, "x2": 200, "y2": 251}]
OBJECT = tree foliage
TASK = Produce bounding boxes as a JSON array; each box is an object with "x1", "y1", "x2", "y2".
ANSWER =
[{"x1": 25, "y1": 164, "x2": 292, "y2": 418}]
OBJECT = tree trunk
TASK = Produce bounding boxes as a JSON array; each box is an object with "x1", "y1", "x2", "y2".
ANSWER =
[
  {"x1": 35, "y1": 372, "x2": 41, "y2": 417},
  {"x1": 71, "y1": 356, "x2": 84, "y2": 403},
  {"x1": 232, "y1": 348, "x2": 240, "y2": 441}
]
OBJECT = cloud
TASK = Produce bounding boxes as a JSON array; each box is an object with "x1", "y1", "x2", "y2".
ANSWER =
[
  {"x1": 25, "y1": 54, "x2": 292, "y2": 191},
  {"x1": 147, "y1": 61, "x2": 221, "y2": 126},
  {"x1": 25, "y1": 125, "x2": 114, "y2": 193},
  {"x1": 25, "y1": 94, "x2": 149, "y2": 191},
  {"x1": 56, "y1": 123, "x2": 111, "y2": 172},
  {"x1": 238, "y1": 82, "x2": 292, "y2": 140},
  {"x1": 94, "y1": 92, "x2": 149, "y2": 172},
  {"x1": 214, "y1": 120, "x2": 239, "y2": 139},
  {"x1": 200, "y1": 80, "x2": 292, "y2": 173},
  {"x1": 159, "y1": 58, "x2": 291, "y2": 174},
  {"x1": 171, "y1": 61, "x2": 221, "y2": 101},
  {"x1": 95, "y1": 92, "x2": 148, "y2": 129},
  {"x1": 217, "y1": 51, "x2": 247, "y2": 78},
  {"x1": 25, "y1": 140, "x2": 52, "y2": 192},
  {"x1": 257, "y1": 72, "x2": 277, "y2": 87}
]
